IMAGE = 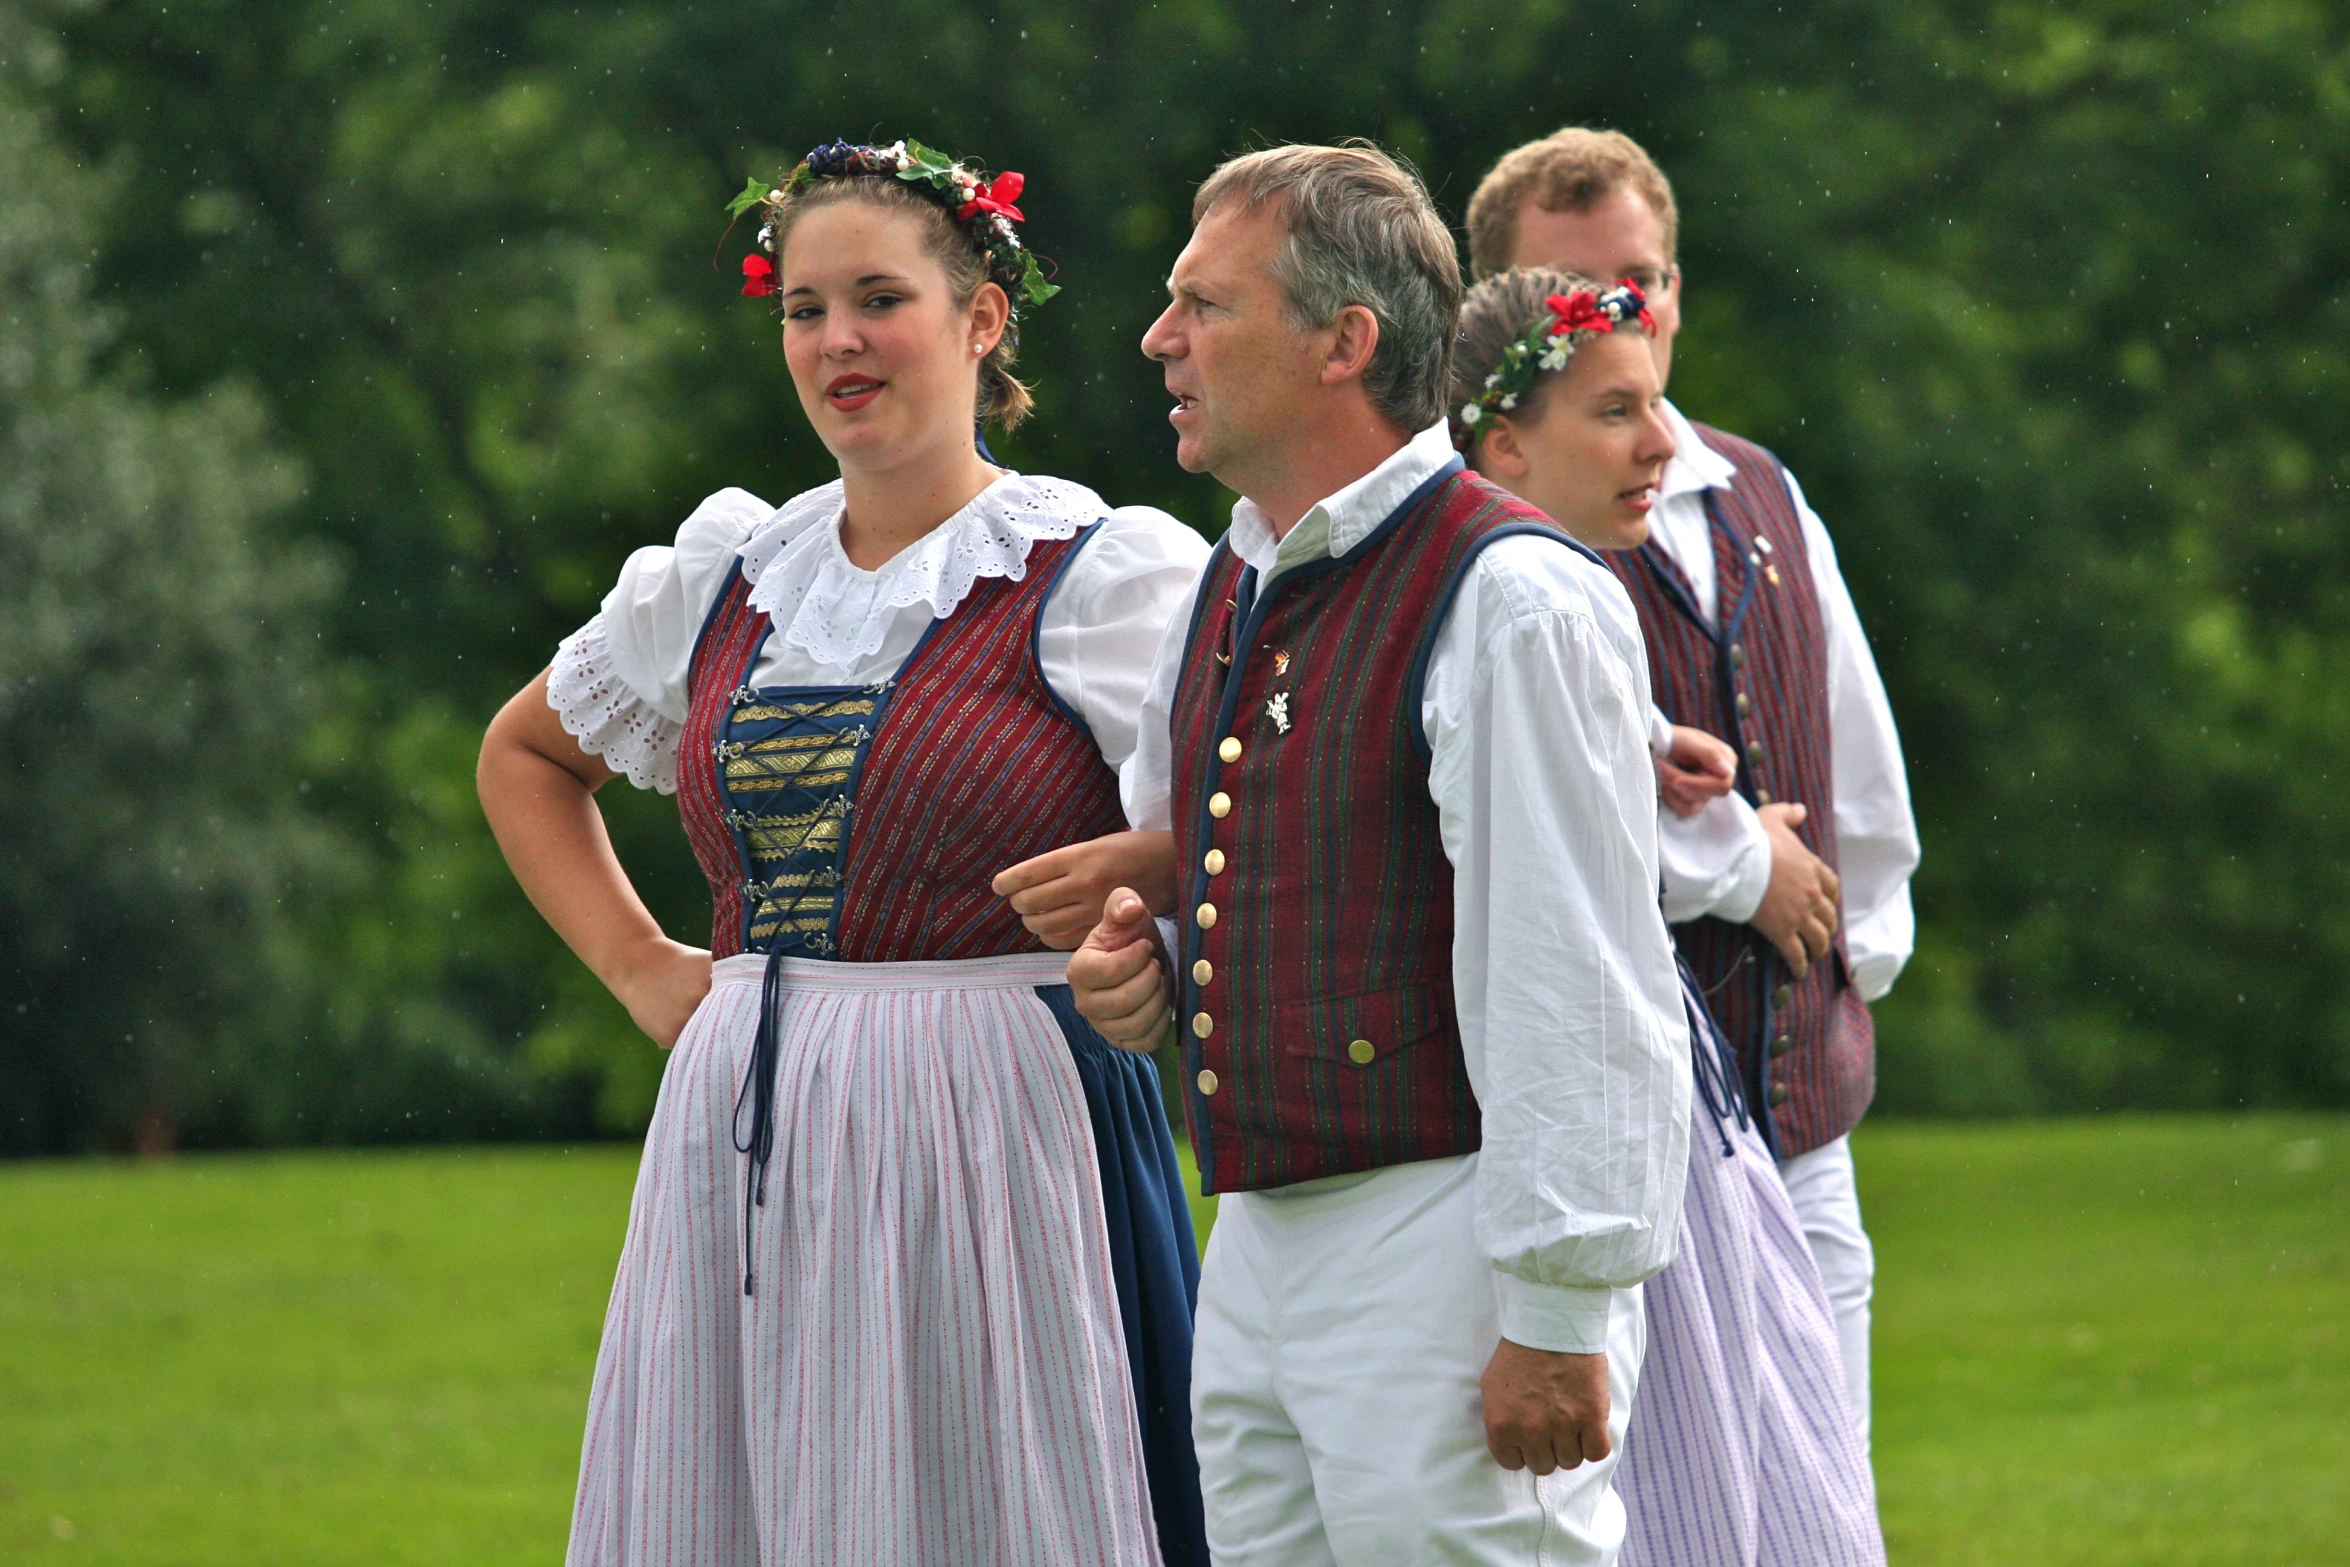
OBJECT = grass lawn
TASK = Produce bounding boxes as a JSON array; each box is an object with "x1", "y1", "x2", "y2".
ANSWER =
[{"x1": 0, "y1": 1116, "x2": 2342, "y2": 1565}]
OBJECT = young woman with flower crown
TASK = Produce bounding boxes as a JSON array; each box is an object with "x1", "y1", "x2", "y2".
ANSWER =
[
  {"x1": 1451, "y1": 270, "x2": 1887, "y2": 1567},
  {"x1": 479, "y1": 138, "x2": 1209, "y2": 1567}
]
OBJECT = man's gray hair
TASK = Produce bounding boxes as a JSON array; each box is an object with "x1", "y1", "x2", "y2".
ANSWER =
[{"x1": 1192, "y1": 142, "x2": 1462, "y2": 434}]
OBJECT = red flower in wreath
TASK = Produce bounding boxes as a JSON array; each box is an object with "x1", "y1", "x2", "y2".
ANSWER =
[
  {"x1": 956, "y1": 171, "x2": 1026, "y2": 223},
  {"x1": 741, "y1": 254, "x2": 776, "y2": 297},
  {"x1": 1617, "y1": 278, "x2": 1657, "y2": 333},
  {"x1": 1546, "y1": 290, "x2": 1613, "y2": 337}
]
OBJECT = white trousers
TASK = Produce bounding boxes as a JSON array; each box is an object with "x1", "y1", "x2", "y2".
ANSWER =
[
  {"x1": 1775, "y1": 1135, "x2": 1874, "y2": 1447},
  {"x1": 1192, "y1": 1154, "x2": 1646, "y2": 1567}
]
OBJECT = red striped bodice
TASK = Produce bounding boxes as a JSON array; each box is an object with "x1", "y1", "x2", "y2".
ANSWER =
[{"x1": 676, "y1": 529, "x2": 1128, "y2": 962}]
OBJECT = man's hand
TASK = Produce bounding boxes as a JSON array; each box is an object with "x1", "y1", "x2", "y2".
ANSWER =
[
  {"x1": 1068, "y1": 888, "x2": 1174, "y2": 1053},
  {"x1": 1748, "y1": 802, "x2": 1841, "y2": 978},
  {"x1": 992, "y1": 830, "x2": 1178, "y2": 950},
  {"x1": 1657, "y1": 724, "x2": 1737, "y2": 818},
  {"x1": 1481, "y1": 1339, "x2": 1612, "y2": 1475},
  {"x1": 608, "y1": 938, "x2": 714, "y2": 1050}
]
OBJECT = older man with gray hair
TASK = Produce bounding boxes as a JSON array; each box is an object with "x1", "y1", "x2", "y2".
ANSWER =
[{"x1": 1069, "y1": 141, "x2": 1692, "y2": 1565}]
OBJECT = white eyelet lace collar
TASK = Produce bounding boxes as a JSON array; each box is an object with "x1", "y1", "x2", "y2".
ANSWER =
[{"x1": 734, "y1": 471, "x2": 1109, "y2": 668}]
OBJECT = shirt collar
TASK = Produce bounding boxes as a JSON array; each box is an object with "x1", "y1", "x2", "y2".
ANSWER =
[
  {"x1": 1658, "y1": 399, "x2": 1736, "y2": 501},
  {"x1": 1225, "y1": 420, "x2": 1458, "y2": 577}
]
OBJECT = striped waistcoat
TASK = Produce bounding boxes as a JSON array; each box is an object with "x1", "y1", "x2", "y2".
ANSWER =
[
  {"x1": 1169, "y1": 463, "x2": 1579, "y2": 1194},
  {"x1": 1601, "y1": 423, "x2": 1874, "y2": 1156},
  {"x1": 676, "y1": 533, "x2": 1127, "y2": 962}
]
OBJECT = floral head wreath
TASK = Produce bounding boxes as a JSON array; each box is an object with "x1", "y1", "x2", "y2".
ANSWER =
[
  {"x1": 1451, "y1": 279, "x2": 1654, "y2": 449},
  {"x1": 726, "y1": 139, "x2": 1060, "y2": 314}
]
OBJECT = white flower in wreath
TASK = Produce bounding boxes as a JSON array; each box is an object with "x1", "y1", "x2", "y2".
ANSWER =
[
  {"x1": 1539, "y1": 344, "x2": 1570, "y2": 372},
  {"x1": 1499, "y1": 393, "x2": 1518, "y2": 411},
  {"x1": 1460, "y1": 403, "x2": 1483, "y2": 426}
]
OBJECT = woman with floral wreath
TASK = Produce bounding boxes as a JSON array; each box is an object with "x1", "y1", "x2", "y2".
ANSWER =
[
  {"x1": 1450, "y1": 269, "x2": 1886, "y2": 1567},
  {"x1": 479, "y1": 138, "x2": 1208, "y2": 1567}
]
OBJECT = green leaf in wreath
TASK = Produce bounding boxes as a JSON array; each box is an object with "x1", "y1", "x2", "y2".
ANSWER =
[
  {"x1": 895, "y1": 138, "x2": 956, "y2": 183},
  {"x1": 725, "y1": 175, "x2": 772, "y2": 219},
  {"x1": 1020, "y1": 251, "x2": 1060, "y2": 308}
]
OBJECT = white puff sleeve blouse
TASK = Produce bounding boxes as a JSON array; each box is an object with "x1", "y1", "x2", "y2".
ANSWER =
[{"x1": 547, "y1": 474, "x2": 1209, "y2": 795}]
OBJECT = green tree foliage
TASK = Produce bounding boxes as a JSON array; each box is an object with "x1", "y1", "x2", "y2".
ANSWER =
[
  {"x1": 0, "y1": 21, "x2": 341, "y2": 1151},
  {"x1": 6, "y1": 0, "x2": 2346, "y2": 1143}
]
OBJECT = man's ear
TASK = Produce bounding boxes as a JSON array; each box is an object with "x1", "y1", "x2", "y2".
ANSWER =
[
  {"x1": 1317, "y1": 303, "x2": 1382, "y2": 388},
  {"x1": 1479, "y1": 417, "x2": 1533, "y2": 481}
]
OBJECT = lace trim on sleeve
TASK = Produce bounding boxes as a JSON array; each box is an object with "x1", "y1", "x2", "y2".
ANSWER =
[{"x1": 547, "y1": 613, "x2": 683, "y2": 794}]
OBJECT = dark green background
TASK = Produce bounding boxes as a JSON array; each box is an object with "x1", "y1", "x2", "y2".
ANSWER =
[{"x1": 6, "y1": 0, "x2": 2347, "y2": 1151}]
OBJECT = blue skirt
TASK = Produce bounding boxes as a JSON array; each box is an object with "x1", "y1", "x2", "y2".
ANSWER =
[{"x1": 1037, "y1": 984, "x2": 1210, "y2": 1567}]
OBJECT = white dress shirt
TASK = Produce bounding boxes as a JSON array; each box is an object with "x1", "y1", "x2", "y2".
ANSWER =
[
  {"x1": 1124, "y1": 421, "x2": 1692, "y2": 1355},
  {"x1": 1649, "y1": 402, "x2": 1921, "y2": 1001},
  {"x1": 547, "y1": 473, "x2": 1210, "y2": 793}
]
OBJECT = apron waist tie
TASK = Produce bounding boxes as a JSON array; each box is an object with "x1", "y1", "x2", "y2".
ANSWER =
[
  {"x1": 1681, "y1": 954, "x2": 1751, "y2": 1159},
  {"x1": 730, "y1": 944, "x2": 788, "y2": 1296}
]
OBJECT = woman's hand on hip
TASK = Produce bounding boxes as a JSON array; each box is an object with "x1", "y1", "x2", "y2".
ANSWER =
[
  {"x1": 992, "y1": 830, "x2": 1178, "y2": 951},
  {"x1": 479, "y1": 671, "x2": 706, "y2": 1043},
  {"x1": 1067, "y1": 889, "x2": 1173, "y2": 1052},
  {"x1": 610, "y1": 938, "x2": 714, "y2": 1050}
]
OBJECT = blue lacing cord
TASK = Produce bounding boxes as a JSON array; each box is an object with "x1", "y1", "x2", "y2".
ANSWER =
[
  {"x1": 1681, "y1": 956, "x2": 1750, "y2": 1159},
  {"x1": 730, "y1": 942, "x2": 788, "y2": 1295}
]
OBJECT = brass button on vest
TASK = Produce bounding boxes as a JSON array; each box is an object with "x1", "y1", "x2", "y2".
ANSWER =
[
  {"x1": 1204, "y1": 848, "x2": 1226, "y2": 875},
  {"x1": 1196, "y1": 1069, "x2": 1220, "y2": 1096},
  {"x1": 1746, "y1": 739, "x2": 1766, "y2": 765},
  {"x1": 1756, "y1": 789, "x2": 1774, "y2": 806},
  {"x1": 1347, "y1": 1038, "x2": 1376, "y2": 1065},
  {"x1": 1768, "y1": 1081, "x2": 1790, "y2": 1107},
  {"x1": 1730, "y1": 643, "x2": 1745, "y2": 667},
  {"x1": 1208, "y1": 791, "x2": 1232, "y2": 819},
  {"x1": 1192, "y1": 1012, "x2": 1214, "y2": 1039},
  {"x1": 1192, "y1": 958, "x2": 1214, "y2": 986},
  {"x1": 1218, "y1": 736, "x2": 1244, "y2": 763},
  {"x1": 1774, "y1": 984, "x2": 1793, "y2": 1010},
  {"x1": 1736, "y1": 692, "x2": 1752, "y2": 718},
  {"x1": 1771, "y1": 1034, "x2": 1793, "y2": 1058},
  {"x1": 1196, "y1": 902, "x2": 1218, "y2": 929}
]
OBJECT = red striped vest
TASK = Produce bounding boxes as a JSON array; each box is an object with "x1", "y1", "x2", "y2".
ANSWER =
[
  {"x1": 676, "y1": 530, "x2": 1127, "y2": 961},
  {"x1": 1601, "y1": 423, "x2": 1874, "y2": 1156},
  {"x1": 1169, "y1": 463, "x2": 1581, "y2": 1194}
]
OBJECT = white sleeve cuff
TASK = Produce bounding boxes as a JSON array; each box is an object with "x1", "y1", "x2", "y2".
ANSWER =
[
  {"x1": 1845, "y1": 883, "x2": 1915, "y2": 1001},
  {"x1": 1658, "y1": 791, "x2": 1771, "y2": 925},
  {"x1": 1711, "y1": 802, "x2": 1773, "y2": 924},
  {"x1": 1495, "y1": 1274, "x2": 1618, "y2": 1355}
]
